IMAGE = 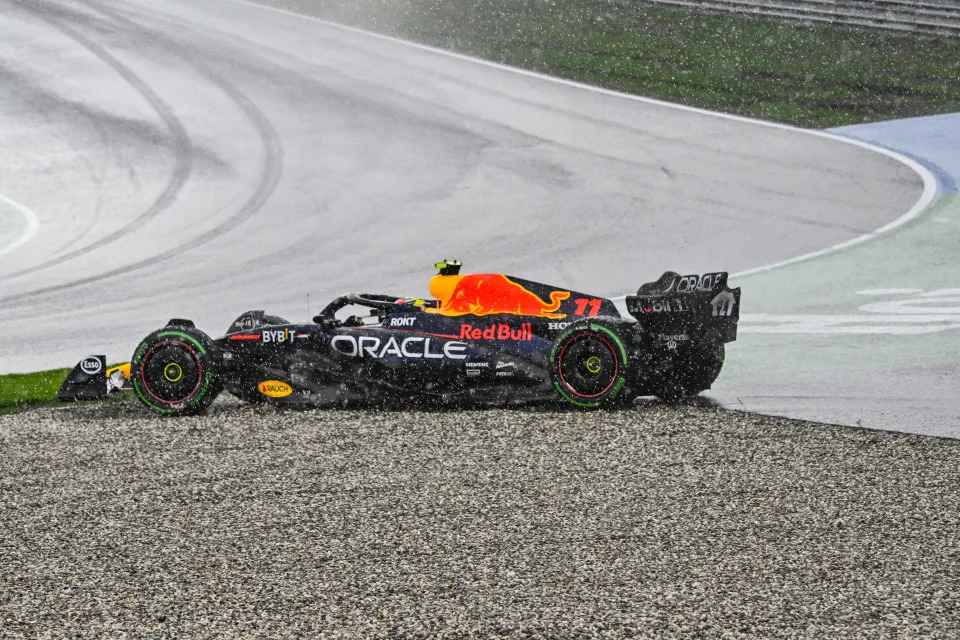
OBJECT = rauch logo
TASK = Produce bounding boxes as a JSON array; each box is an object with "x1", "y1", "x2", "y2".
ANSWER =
[{"x1": 258, "y1": 380, "x2": 293, "y2": 398}]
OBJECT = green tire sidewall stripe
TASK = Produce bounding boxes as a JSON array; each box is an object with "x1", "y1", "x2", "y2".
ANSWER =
[
  {"x1": 132, "y1": 330, "x2": 214, "y2": 413},
  {"x1": 132, "y1": 378, "x2": 174, "y2": 414},
  {"x1": 550, "y1": 326, "x2": 582, "y2": 363},
  {"x1": 588, "y1": 324, "x2": 628, "y2": 364},
  {"x1": 133, "y1": 371, "x2": 213, "y2": 413},
  {"x1": 549, "y1": 323, "x2": 628, "y2": 366},
  {"x1": 550, "y1": 322, "x2": 628, "y2": 407},
  {"x1": 552, "y1": 380, "x2": 601, "y2": 408},
  {"x1": 193, "y1": 372, "x2": 212, "y2": 406},
  {"x1": 157, "y1": 330, "x2": 207, "y2": 355}
]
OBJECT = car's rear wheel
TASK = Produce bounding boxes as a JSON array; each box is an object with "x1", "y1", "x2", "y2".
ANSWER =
[
  {"x1": 130, "y1": 326, "x2": 221, "y2": 416},
  {"x1": 550, "y1": 322, "x2": 629, "y2": 408}
]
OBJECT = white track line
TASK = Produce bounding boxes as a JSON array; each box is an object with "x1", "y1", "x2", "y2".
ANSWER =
[
  {"x1": 229, "y1": 0, "x2": 937, "y2": 282},
  {"x1": 0, "y1": 194, "x2": 40, "y2": 260},
  {"x1": 730, "y1": 141, "x2": 936, "y2": 279}
]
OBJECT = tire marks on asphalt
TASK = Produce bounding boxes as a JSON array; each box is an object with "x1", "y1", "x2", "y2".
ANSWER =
[
  {"x1": 1, "y1": 0, "x2": 194, "y2": 281},
  {"x1": 0, "y1": 0, "x2": 283, "y2": 306}
]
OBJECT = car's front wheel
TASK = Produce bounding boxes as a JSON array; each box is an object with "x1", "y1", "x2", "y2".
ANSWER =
[{"x1": 130, "y1": 326, "x2": 222, "y2": 416}]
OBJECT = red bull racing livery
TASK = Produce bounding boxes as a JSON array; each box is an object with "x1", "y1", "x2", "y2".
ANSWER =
[{"x1": 58, "y1": 260, "x2": 741, "y2": 415}]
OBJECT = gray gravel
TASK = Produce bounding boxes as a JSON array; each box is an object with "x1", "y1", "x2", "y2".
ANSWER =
[{"x1": 1, "y1": 400, "x2": 958, "y2": 639}]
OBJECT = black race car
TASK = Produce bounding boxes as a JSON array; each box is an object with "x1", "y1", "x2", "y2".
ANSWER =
[{"x1": 59, "y1": 261, "x2": 740, "y2": 415}]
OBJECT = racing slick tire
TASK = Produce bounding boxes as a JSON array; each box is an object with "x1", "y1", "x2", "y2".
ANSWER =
[
  {"x1": 549, "y1": 320, "x2": 630, "y2": 409},
  {"x1": 655, "y1": 342, "x2": 725, "y2": 402},
  {"x1": 130, "y1": 326, "x2": 222, "y2": 416}
]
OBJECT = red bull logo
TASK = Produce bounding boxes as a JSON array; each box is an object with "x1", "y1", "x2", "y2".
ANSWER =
[
  {"x1": 460, "y1": 323, "x2": 533, "y2": 341},
  {"x1": 432, "y1": 274, "x2": 570, "y2": 319}
]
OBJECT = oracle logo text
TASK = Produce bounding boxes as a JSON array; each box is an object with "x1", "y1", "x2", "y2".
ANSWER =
[{"x1": 331, "y1": 335, "x2": 467, "y2": 360}]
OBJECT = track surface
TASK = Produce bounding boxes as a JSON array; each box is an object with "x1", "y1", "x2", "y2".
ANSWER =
[
  {"x1": 713, "y1": 114, "x2": 960, "y2": 438},
  {"x1": 0, "y1": 0, "x2": 921, "y2": 377}
]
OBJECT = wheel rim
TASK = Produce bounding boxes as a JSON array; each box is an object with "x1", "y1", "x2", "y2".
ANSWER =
[
  {"x1": 585, "y1": 356, "x2": 602, "y2": 374},
  {"x1": 557, "y1": 333, "x2": 619, "y2": 398},
  {"x1": 140, "y1": 341, "x2": 203, "y2": 404},
  {"x1": 163, "y1": 363, "x2": 183, "y2": 383}
]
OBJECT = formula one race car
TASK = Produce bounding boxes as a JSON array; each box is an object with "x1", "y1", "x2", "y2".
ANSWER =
[{"x1": 59, "y1": 260, "x2": 740, "y2": 415}]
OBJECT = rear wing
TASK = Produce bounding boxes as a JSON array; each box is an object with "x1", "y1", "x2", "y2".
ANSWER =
[{"x1": 625, "y1": 271, "x2": 740, "y2": 343}]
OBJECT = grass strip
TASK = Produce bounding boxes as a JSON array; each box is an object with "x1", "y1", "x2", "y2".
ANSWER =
[
  {"x1": 257, "y1": 0, "x2": 960, "y2": 127},
  {"x1": 0, "y1": 369, "x2": 70, "y2": 415}
]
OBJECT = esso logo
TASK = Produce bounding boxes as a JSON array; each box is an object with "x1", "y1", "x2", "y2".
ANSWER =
[{"x1": 80, "y1": 357, "x2": 102, "y2": 375}]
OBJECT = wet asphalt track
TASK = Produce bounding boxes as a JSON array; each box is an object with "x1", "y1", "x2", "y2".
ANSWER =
[{"x1": 0, "y1": 0, "x2": 922, "y2": 376}]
